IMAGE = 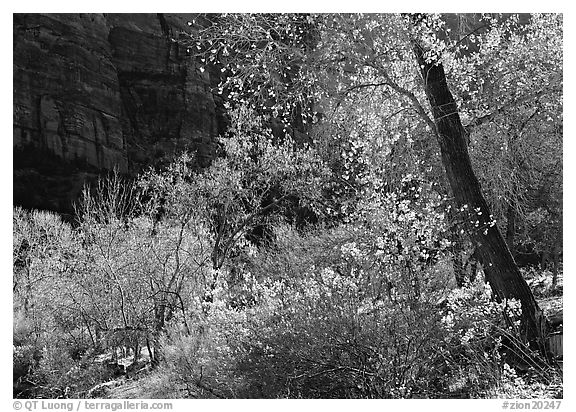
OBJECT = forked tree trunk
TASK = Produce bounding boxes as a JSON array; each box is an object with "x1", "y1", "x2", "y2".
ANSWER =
[{"x1": 411, "y1": 38, "x2": 549, "y2": 351}]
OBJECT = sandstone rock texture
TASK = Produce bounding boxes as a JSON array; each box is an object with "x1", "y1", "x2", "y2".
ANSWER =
[{"x1": 14, "y1": 13, "x2": 224, "y2": 213}]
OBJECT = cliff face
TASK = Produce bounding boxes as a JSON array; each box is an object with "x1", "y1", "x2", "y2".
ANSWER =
[{"x1": 13, "y1": 13, "x2": 224, "y2": 213}]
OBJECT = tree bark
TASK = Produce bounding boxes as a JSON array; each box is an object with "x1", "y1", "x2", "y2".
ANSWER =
[
  {"x1": 506, "y1": 203, "x2": 516, "y2": 254},
  {"x1": 453, "y1": 253, "x2": 466, "y2": 287},
  {"x1": 411, "y1": 37, "x2": 548, "y2": 350},
  {"x1": 151, "y1": 304, "x2": 166, "y2": 366},
  {"x1": 452, "y1": 235, "x2": 466, "y2": 287}
]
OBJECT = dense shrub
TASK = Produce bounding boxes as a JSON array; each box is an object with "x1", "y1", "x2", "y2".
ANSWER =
[
  {"x1": 140, "y1": 219, "x2": 551, "y2": 399},
  {"x1": 221, "y1": 254, "x2": 507, "y2": 398}
]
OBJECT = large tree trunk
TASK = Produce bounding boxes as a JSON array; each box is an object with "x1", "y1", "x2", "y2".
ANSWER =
[
  {"x1": 411, "y1": 37, "x2": 548, "y2": 350},
  {"x1": 451, "y1": 233, "x2": 466, "y2": 287},
  {"x1": 506, "y1": 203, "x2": 516, "y2": 253}
]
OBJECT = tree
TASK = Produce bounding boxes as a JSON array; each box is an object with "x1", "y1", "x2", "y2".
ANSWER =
[
  {"x1": 408, "y1": 13, "x2": 549, "y2": 349},
  {"x1": 13, "y1": 208, "x2": 84, "y2": 350},
  {"x1": 187, "y1": 13, "x2": 559, "y2": 350},
  {"x1": 443, "y1": 14, "x2": 562, "y2": 266},
  {"x1": 75, "y1": 171, "x2": 217, "y2": 364},
  {"x1": 139, "y1": 108, "x2": 329, "y2": 306}
]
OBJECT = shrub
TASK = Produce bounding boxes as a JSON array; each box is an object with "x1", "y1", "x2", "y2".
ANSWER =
[{"x1": 202, "y1": 223, "x2": 529, "y2": 398}]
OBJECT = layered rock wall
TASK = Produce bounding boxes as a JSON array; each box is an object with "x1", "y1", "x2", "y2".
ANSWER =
[{"x1": 14, "y1": 13, "x2": 222, "y2": 213}]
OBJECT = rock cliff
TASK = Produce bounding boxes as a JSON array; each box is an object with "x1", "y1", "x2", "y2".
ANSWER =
[{"x1": 14, "y1": 13, "x2": 224, "y2": 213}]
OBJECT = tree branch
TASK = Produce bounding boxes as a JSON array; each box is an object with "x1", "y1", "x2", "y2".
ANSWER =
[{"x1": 465, "y1": 87, "x2": 561, "y2": 131}]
